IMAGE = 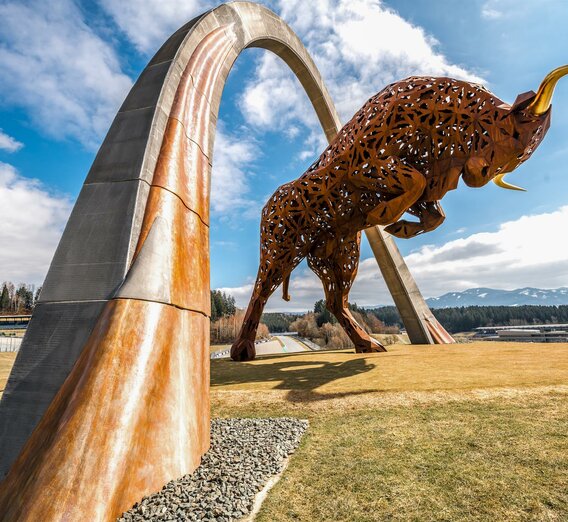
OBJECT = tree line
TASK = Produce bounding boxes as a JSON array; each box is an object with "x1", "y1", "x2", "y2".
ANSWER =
[
  {"x1": 210, "y1": 290, "x2": 236, "y2": 322},
  {"x1": 14, "y1": 281, "x2": 561, "y2": 339},
  {"x1": 209, "y1": 290, "x2": 269, "y2": 344},
  {"x1": 260, "y1": 312, "x2": 298, "y2": 332},
  {"x1": 369, "y1": 305, "x2": 568, "y2": 333},
  {"x1": 263, "y1": 302, "x2": 568, "y2": 337},
  {"x1": 0, "y1": 282, "x2": 41, "y2": 315},
  {"x1": 0, "y1": 283, "x2": 270, "y2": 345},
  {"x1": 286, "y1": 299, "x2": 399, "y2": 350}
]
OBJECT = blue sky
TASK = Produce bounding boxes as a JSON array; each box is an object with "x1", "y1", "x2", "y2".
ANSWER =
[{"x1": 1, "y1": 0, "x2": 568, "y2": 311}]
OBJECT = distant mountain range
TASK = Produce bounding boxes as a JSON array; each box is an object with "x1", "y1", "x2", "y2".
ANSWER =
[{"x1": 425, "y1": 287, "x2": 568, "y2": 308}]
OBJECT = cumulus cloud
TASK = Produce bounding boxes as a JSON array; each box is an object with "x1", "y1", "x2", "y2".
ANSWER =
[
  {"x1": 0, "y1": 162, "x2": 72, "y2": 285},
  {"x1": 98, "y1": 0, "x2": 205, "y2": 55},
  {"x1": 239, "y1": 0, "x2": 484, "y2": 159},
  {"x1": 210, "y1": 127, "x2": 262, "y2": 219},
  {"x1": 398, "y1": 205, "x2": 568, "y2": 297},
  {"x1": 0, "y1": 0, "x2": 132, "y2": 148},
  {"x1": 220, "y1": 206, "x2": 568, "y2": 312},
  {"x1": 0, "y1": 130, "x2": 23, "y2": 153}
]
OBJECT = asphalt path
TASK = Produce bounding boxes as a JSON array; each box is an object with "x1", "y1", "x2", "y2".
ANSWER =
[
  {"x1": 212, "y1": 336, "x2": 309, "y2": 359},
  {"x1": 275, "y1": 335, "x2": 309, "y2": 354},
  {"x1": 254, "y1": 336, "x2": 309, "y2": 356}
]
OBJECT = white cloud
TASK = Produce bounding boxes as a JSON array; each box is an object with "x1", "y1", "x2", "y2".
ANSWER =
[
  {"x1": 399, "y1": 205, "x2": 568, "y2": 296},
  {"x1": 239, "y1": 53, "x2": 317, "y2": 129},
  {"x1": 0, "y1": 130, "x2": 23, "y2": 153},
  {"x1": 220, "y1": 206, "x2": 568, "y2": 312},
  {"x1": 240, "y1": 0, "x2": 484, "y2": 145},
  {"x1": 0, "y1": 162, "x2": 72, "y2": 285},
  {"x1": 211, "y1": 127, "x2": 261, "y2": 219},
  {"x1": 98, "y1": 0, "x2": 205, "y2": 54},
  {"x1": 481, "y1": 1, "x2": 503, "y2": 19},
  {"x1": 481, "y1": 8, "x2": 502, "y2": 19},
  {"x1": 0, "y1": 0, "x2": 132, "y2": 148}
]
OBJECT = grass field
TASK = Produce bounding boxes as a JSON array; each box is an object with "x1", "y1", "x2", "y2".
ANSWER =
[
  {"x1": 211, "y1": 342, "x2": 568, "y2": 396},
  {"x1": 211, "y1": 342, "x2": 568, "y2": 521},
  {"x1": 1, "y1": 343, "x2": 567, "y2": 520},
  {"x1": 0, "y1": 353, "x2": 16, "y2": 397}
]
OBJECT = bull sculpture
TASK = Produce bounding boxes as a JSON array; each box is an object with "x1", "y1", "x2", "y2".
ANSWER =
[{"x1": 231, "y1": 66, "x2": 568, "y2": 361}]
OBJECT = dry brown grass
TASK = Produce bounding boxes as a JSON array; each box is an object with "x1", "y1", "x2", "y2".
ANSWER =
[
  {"x1": 0, "y1": 352, "x2": 17, "y2": 398},
  {"x1": 211, "y1": 342, "x2": 568, "y2": 395},
  {"x1": 210, "y1": 343, "x2": 230, "y2": 354}
]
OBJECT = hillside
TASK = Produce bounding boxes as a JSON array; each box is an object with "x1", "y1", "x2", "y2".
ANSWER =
[{"x1": 426, "y1": 287, "x2": 568, "y2": 308}]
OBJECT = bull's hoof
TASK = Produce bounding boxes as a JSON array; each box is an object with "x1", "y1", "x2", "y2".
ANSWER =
[
  {"x1": 385, "y1": 220, "x2": 422, "y2": 239},
  {"x1": 355, "y1": 338, "x2": 387, "y2": 353},
  {"x1": 230, "y1": 339, "x2": 256, "y2": 361}
]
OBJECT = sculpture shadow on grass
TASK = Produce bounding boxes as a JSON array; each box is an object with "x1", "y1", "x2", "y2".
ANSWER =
[{"x1": 211, "y1": 354, "x2": 379, "y2": 403}]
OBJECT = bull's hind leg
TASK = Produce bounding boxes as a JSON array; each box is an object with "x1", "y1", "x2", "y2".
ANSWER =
[{"x1": 308, "y1": 233, "x2": 386, "y2": 353}]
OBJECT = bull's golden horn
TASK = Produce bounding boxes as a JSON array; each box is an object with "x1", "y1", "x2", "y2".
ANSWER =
[
  {"x1": 493, "y1": 173, "x2": 526, "y2": 191},
  {"x1": 528, "y1": 65, "x2": 568, "y2": 115}
]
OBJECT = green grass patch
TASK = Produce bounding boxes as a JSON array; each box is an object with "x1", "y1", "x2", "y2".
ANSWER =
[{"x1": 213, "y1": 392, "x2": 568, "y2": 522}]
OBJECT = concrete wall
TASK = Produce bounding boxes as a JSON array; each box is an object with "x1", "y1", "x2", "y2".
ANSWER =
[{"x1": 0, "y1": 338, "x2": 21, "y2": 353}]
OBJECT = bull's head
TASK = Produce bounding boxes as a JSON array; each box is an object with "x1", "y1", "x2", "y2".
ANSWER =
[{"x1": 466, "y1": 65, "x2": 567, "y2": 191}]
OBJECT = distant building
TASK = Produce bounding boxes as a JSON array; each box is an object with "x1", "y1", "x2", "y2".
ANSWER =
[
  {"x1": 475, "y1": 324, "x2": 568, "y2": 342},
  {"x1": 0, "y1": 315, "x2": 31, "y2": 330}
]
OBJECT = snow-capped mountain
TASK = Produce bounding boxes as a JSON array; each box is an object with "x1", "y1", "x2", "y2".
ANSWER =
[{"x1": 426, "y1": 287, "x2": 568, "y2": 308}]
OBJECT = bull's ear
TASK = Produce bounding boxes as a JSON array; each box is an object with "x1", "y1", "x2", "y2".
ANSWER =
[{"x1": 511, "y1": 90, "x2": 537, "y2": 111}]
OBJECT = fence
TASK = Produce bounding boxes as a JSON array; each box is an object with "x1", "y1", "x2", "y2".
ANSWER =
[{"x1": 0, "y1": 337, "x2": 22, "y2": 352}]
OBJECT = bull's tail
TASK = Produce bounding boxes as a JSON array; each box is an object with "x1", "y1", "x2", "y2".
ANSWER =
[{"x1": 282, "y1": 273, "x2": 291, "y2": 301}]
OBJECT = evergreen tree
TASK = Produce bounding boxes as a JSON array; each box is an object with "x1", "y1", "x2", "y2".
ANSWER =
[
  {"x1": 260, "y1": 312, "x2": 297, "y2": 332},
  {"x1": 210, "y1": 290, "x2": 237, "y2": 321},
  {"x1": 314, "y1": 299, "x2": 336, "y2": 326},
  {"x1": 210, "y1": 295, "x2": 220, "y2": 322},
  {"x1": 0, "y1": 284, "x2": 9, "y2": 313}
]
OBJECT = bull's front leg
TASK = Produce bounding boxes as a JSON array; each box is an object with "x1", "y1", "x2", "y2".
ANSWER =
[
  {"x1": 352, "y1": 156, "x2": 427, "y2": 228},
  {"x1": 384, "y1": 200, "x2": 446, "y2": 238}
]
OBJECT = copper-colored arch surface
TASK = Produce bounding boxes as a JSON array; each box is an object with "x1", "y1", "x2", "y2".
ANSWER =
[{"x1": 0, "y1": 2, "x2": 451, "y2": 520}]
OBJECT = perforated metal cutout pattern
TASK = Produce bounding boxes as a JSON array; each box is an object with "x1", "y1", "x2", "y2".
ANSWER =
[{"x1": 231, "y1": 76, "x2": 550, "y2": 361}]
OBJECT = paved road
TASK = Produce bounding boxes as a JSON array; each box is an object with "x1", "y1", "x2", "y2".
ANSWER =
[
  {"x1": 211, "y1": 336, "x2": 309, "y2": 359},
  {"x1": 255, "y1": 336, "x2": 309, "y2": 356},
  {"x1": 276, "y1": 335, "x2": 309, "y2": 353}
]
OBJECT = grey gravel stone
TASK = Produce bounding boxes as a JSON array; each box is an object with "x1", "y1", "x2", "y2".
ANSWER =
[{"x1": 118, "y1": 418, "x2": 308, "y2": 522}]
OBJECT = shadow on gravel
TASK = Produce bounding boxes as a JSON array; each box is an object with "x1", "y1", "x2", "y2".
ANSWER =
[{"x1": 211, "y1": 357, "x2": 377, "y2": 402}]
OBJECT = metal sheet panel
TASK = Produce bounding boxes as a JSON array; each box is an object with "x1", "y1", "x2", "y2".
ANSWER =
[
  {"x1": 39, "y1": 180, "x2": 150, "y2": 303},
  {"x1": 0, "y1": 300, "x2": 106, "y2": 476}
]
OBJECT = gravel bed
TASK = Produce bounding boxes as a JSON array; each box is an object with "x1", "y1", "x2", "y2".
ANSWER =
[{"x1": 118, "y1": 418, "x2": 308, "y2": 521}]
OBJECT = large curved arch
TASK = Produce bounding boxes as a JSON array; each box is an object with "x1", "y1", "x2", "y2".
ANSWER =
[{"x1": 0, "y1": 3, "x2": 451, "y2": 519}]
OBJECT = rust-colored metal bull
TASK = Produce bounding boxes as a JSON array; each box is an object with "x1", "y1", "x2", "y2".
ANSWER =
[{"x1": 231, "y1": 66, "x2": 568, "y2": 361}]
